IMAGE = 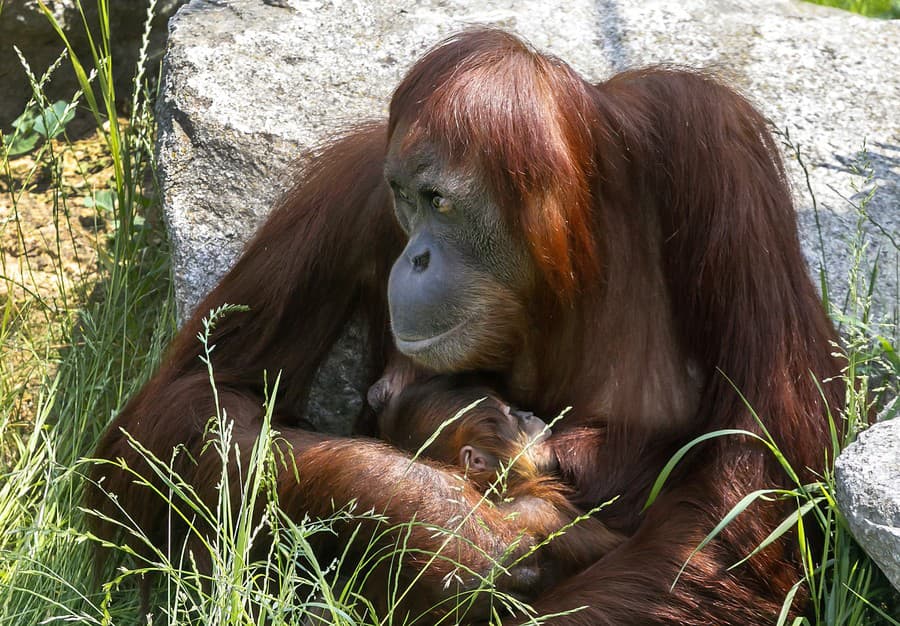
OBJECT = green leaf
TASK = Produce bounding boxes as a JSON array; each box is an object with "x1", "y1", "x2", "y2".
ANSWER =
[
  {"x1": 84, "y1": 189, "x2": 117, "y2": 213},
  {"x1": 11, "y1": 106, "x2": 37, "y2": 133},
  {"x1": 643, "y1": 428, "x2": 763, "y2": 510},
  {"x1": 32, "y1": 100, "x2": 75, "y2": 139},
  {"x1": 4, "y1": 131, "x2": 41, "y2": 156},
  {"x1": 775, "y1": 578, "x2": 807, "y2": 626},
  {"x1": 878, "y1": 336, "x2": 900, "y2": 374},
  {"x1": 727, "y1": 497, "x2": 823, "y2": 571},
  {"x1": 672, "y1": 488, "x2": 789, "y2": 588}
]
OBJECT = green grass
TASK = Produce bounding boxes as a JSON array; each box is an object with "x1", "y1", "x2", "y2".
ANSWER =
[
  {"x1": 0, "y1": 0, "x2": 176, "y2": 623},
  {"x1": 0, "y1": 1, "x2": 898, "y2": 625},
  {"x1": 806, "y1": 0, "x2": 900, "y2": 18}
]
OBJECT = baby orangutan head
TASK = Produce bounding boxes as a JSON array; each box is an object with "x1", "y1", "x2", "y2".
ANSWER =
[{"x1": 372, "y1": 375, "x2": 557, "y2": 488}]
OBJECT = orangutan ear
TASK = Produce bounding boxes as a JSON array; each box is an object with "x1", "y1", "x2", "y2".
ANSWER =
[{"x1": 460, "y1": 445, "x2": 497, "y2": 471}]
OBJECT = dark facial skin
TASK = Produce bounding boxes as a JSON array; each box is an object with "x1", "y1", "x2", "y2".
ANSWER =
[{"x1": 384, "y1": 134, "x2": 535, "y2": 372}]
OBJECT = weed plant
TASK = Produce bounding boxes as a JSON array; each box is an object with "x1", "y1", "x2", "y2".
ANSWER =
[{"x1": 0, "y1": 1, "x2": 897, "y2": 625}]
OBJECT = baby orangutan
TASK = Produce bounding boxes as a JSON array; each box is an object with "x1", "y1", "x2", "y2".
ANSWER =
[{"x1": 372, "y1": 374, "x2": 625, "y2": 582}]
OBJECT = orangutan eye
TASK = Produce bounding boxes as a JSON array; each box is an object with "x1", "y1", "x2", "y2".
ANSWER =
[
  {"x1": 388, "y1": 180, "x2": 409, "y2": 203},
  {"x1": 430, "y1": 193, "x2": 453, "y2": 214}
]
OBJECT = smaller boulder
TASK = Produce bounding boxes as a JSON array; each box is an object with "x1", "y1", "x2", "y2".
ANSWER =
[{"x1": 835, "y1": 417, "x2": 900, "y2": 592}]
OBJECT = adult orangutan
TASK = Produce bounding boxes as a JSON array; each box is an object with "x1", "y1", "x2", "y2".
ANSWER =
[{"x1": 88, "y1": 28, "x2": 844, "y2": 624}]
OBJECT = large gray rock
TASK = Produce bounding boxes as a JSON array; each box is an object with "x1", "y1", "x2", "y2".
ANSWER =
[
  {"x1": 159, "y1": 0, "x2": 899, "y2": 327},
  {"x1": 156, "y1": 0, "x2": 899, "y2": 432},
  {"x1": 0, "y1": 1, "x2": 186, "y2": 127},
  {"x1": 835, "y1": 417, "x2": 900, "y2": 591}
]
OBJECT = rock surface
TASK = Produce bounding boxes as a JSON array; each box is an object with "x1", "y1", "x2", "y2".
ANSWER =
[
  {"x1": 835, "y1": 417, "x2": 900, "y2": 591},
  {"x1": 156, "y1": 1, "x2": 899, "y2": 434},
  {"x1": 159, "y1": 0, "x2": 899, "y2": 328}
]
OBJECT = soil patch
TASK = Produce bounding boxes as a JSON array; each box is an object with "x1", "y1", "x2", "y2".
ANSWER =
[{"x1": 0, "y1": 127, "x2": 115, "y2": 429}]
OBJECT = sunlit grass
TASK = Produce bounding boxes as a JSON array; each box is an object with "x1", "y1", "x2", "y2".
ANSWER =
[
  {"x1": 0, "y1": 1, "x2": 175, "y2": 623},
  {"x1": 806, "y1": 0, "x2": 900, "y2": 18}
]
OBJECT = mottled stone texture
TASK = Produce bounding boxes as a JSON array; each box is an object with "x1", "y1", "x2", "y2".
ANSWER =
[
  {"x1": 158, "y1": 0, "x2": 899, "y2": 330},
  {"x1": 835, "y1": 418, "x2": 900, "y2": 592}
]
